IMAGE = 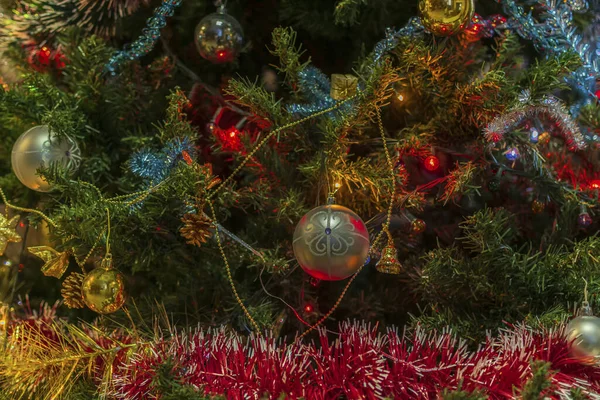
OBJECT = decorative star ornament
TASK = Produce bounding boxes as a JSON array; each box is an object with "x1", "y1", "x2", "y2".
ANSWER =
[{"x1": 0, "y1": 214, "x2": 21, "y2": 256}]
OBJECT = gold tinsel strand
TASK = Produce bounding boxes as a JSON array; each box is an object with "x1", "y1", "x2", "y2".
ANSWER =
[
  {"x1": 61, "y1": 272, "x2": 85, "y2": 309},
  {"x1": 180, "y1": 213, "x2": 214, "y2": 247}
]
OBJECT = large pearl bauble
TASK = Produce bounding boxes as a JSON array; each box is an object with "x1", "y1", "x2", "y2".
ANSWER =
[
  {"x1": 11, "y1": 125, "x2": 81, "y2": 192},
  {"x1": 194, "y1": 11, "x2": 244, "y2": 63},
  {"x1": 566, "y1": 315, "x2": 600, "y2": 364},
  {"x1": 418, "y1": 0, "x2": 474, "y2": 36},
  {"x1": 81, "y1": 265, "x2": 126, "y2": 314},
  {"x1": 293, "y1": 204, "x2": 370, "y2": 281}
]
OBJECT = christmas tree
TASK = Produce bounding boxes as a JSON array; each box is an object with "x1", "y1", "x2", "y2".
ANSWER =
[{"x1": 1, "y1": 0, "x2": 600, "y2": 397}]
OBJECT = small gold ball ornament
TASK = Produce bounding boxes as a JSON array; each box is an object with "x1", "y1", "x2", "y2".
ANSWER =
[
  {"x1": 531, "y1": 199, "x2": 545, "y2": 214},
  {"x1": 293, "y1": 203, "x2": 370, "y2": 281},
  {"x1": 81, "y1": 254, "x2": 126, "y2": 314},
  {"x1": 566, "y1": 302, "x2": 600, "y2": 364},
  {"x1": 11, "y1": 125, "x2": 81, "y2": 192},
  {"x1": 419, "y1": 0, "x2": 474, "y2": 36},
  {"x1": 411, "y1": 218, "x2": 427, "y2": 234}
]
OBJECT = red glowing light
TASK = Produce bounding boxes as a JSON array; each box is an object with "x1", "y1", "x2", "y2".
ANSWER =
[
  {"x1": 229, "y1": 128, "x2": 238, "y2": 138},
  {"x1": 304, "y1": 304, "x2": 314, "y2": 313},
  {"x1": 19, "y1": 222, "x2": 25, "y2": 228},
  {"x1": 423, "y1": 155, "x2": 440, "y2": 172},
  {"x1": 590, "y1": 180, "x2": 600, "y2": 190},
  {"x1": 216, "y1": 50, "x2": 229, "y2": 61}
]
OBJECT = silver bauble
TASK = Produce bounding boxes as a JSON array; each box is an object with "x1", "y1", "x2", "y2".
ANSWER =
[
  {"x1": 292, "y1": 204, "x2": 370, "y2": 281},
  {"x1": 194, "y1": 10, "x2": 243, "y2": 64},
  {"x1": 11, "y1": 125, "x2": 81, "y2": 192},
  {"x1": 566, "y1": 315, "x2": 600, "y2": 364}
]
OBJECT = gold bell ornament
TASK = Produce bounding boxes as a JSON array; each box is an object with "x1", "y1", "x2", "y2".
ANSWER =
[
  {"x1": 419, "y1": 0, "x2": 475, "y2": 36},
  {"x1": 376, "y1": 230, "x2": 402, "y2": 274},
  {"x1": 81, "y1": 254, "x2": 126, "y2": 314}
]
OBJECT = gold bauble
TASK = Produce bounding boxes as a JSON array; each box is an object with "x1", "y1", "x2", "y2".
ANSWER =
[
  {"x1": 292, "y1": 204, "x2": 370, "y2": 281},
  {"x1": 566, "y1": 315, "x2": 600, "y2": 364},
  {"x1": 11, "y1": 125, "x2": 81, "y2": 192},
  {"x1": 418, "y1": 0, "x2": 474, "y2": 36},
  {"x1": 531, "y1": 199, "x2": 545, "y2": 214},
  {"x1": 81, "y1": 257, "x2": 125, "y2": 314},
  {"x1": 411, "y1": 218, "x2": 427, "y2": 234}
]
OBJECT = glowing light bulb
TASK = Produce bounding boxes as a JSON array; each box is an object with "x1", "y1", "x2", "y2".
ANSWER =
[
  {"x1": 423, "y1": 155, "x2": 440, "y2": 171},
  {"x1": 304, "y1": 304, "x2": 314, "y2": 313}
]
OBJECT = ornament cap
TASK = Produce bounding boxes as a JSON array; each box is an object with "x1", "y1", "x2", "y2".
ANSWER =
[
  {"x1": 580, "y1": 301, "x2": 593, "y2": 316},
  {"x1": 100, "y1": 253, "x2": 113, "y2": 270}
]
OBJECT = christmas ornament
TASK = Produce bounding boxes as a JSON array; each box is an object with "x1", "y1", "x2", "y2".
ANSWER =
[
  {"x1": 194, "y1": 4, "x2": 244, "y2": 64},
  {"x1": 330, "y1": 74, "x2": 358, "y2": 100},
  {"x1": 578, "y1": 212, "x2": 593, "y2": 227},
  {"x1": 61, "y1": 272, "x2": 85, "y2": 309},
  {"x1": 423, "y1": 155, "x2": 440, "y2": 172},
  {"x1": 29, "y1": 246, "x2": 70, "y2": 279},
  {"x1": 293, "y1": 204, "x2": 370, "y2": 281},
  {"x1": 418, "y1": 0, "x2": 474, "y2": 36},
  {"x1": 531, "y1": 200, "x2": 545, "y2": 214},
  {"x1": 529, "y1": 128, "x2": 540, "y2": 143},
  {"x1": 504, "y1": 148, "x2": 519, "y2": 161},
  {"x1": 81, "y1": 255, "x2": 126, "y2": 314},
  {"x1": 11, "y1": 125, "x2": 81, "y2": 192},
  {"x1": 411, "y1": 218, "x2": 427, "y2": 234},
  {"x1": 180, "y1": 213, "x2": 214, "y2": 247},
  {"x1": 376, "y1": 240, "x2": 402, "y2": 274},
  {"x1": 0, "y1": 214, "x2": 21, "y2": 256},
  {"x1": 566, "y1": 302, "x2": 600, "y2": 364}
]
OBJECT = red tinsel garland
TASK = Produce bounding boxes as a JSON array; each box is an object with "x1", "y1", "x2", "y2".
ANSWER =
[
  {"x1": 110, "y1": 322, "x2": 600, "y2": 399},
  {"x1": 5, "y1": 306, "x2": 600, "y2": 399}
]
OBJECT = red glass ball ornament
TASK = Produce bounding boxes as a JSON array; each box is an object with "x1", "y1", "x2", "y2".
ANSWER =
[{"x1": 423, "y1": 155, "x2": 440, "y2": 171}]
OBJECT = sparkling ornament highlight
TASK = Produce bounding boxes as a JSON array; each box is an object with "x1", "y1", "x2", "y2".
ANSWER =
[
  {"x1": 29, "y1": 246, "x2": 70, "y2": 279},
  {"x1": 293, "y1": 204, "x2": 370, "y2": 281},
  {"x1": 566, "y1": 303, "x2": 600, "y2": 364},
  {"x1": 81, "y1": 255, "x2": 126, "y2": 314},
  {"x1": 419, "y1": 0, "x2": 474, "y2": 36},
  {"x1": 11, "y1": 125, "x2": 81, "y2": 192},
  {"x1": 0, "y1": 214, "x2": 21, "y2": 256},
  {"x1": 194, "y1": 6, "x2": 244, "y2": 64}
]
